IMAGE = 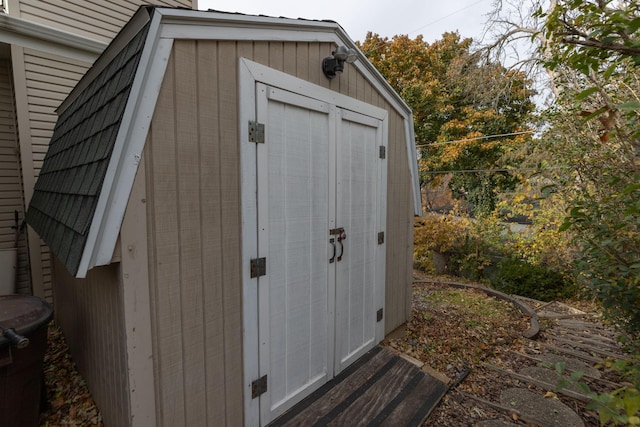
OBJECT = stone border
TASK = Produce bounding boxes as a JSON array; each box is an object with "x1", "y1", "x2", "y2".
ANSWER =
[{"x1": 413, "y1": 280, "x2": 540, "y2": 339}]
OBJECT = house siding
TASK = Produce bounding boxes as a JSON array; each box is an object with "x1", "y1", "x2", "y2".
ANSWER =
[
  {"x1": 16, "y1": 0, "x2": 193, "y2": 44},
  {"x1": 143, "y1": 39, "x2": 414, "y2": 426},
  {"x1": 0, "y1": 59, "x2": 29, "y2": 294},
  {"x1": 18, "y1": 48, "x2": 92, "y2": 301},
  {"x1": 52, "y1": 258, "x2": 130, "y2": 427}
]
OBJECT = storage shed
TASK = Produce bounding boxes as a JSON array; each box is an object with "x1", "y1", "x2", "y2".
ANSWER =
[{"x1": 27, "y1": 6, "x2": 421, "y2": 427}]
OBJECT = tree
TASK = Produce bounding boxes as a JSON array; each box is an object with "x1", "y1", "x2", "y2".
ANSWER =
[
  {"x1": 537, "y1": 0, "x2": 640, "y2": 337},
  {"x1": 358, "y1": 32, "x2": 537, "y2": 216}
]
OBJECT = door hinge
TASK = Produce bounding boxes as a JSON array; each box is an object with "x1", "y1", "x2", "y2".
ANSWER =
[
  {"x1": 251, "y1": 375, "x2": 268, "y2": 398},
  {"x1": 249, "y1": 121, "x2": 265, "y2": 143},
  {"x1": 377, "y1": 308, "x2": 384, "y2": 322},
  {"x1": 250, "y1": 257, "x2": 266, "y2": 278},
  {"x1": 377, "y1": 232, "x2": 385, "y2": 244},
  {"x1": 379, "y1": 146, "x2": 386, "y2": 159}
]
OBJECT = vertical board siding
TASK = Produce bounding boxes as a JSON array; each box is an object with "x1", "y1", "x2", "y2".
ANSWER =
[
  {"x1": 146, "y1": 39, "x2": 244, "y2": 426},
  {"x1": 17, "y1": 0, "x2": 193, "y2": 44},
  {"x1": 52, "y1": 258, "x2": 130, "y2": 426},
  {"x1": 0, "y1": 60, "x2": 29, "y2": 294},
  {"x1": 145, "y1": 39, "x2": 413, "y2": 426}
]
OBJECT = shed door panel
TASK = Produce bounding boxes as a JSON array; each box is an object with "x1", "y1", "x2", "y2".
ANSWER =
[
  {"x1": 256, "y1": 84, "x2": 384, "y2": 425},
  {"x1": 258, "y1": 85, "x2": 333, "y2": 422},
  {"x1": 334, "y1": 110, "x2": 382, "y2": 373}
]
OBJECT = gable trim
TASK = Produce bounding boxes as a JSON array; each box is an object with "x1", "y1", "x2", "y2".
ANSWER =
[{"x1": 75, "y1": 14, "x2": 173, "y2": 278}]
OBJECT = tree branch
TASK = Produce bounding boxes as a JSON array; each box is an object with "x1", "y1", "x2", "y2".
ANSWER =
[{"x1": 561, "y1": 37, "x2": 640, "y2": 55}]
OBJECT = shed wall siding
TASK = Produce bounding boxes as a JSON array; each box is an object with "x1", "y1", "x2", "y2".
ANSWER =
[
  {"x1": 145, "y1": 39, "x2": 244, "y2": 427},
  {"x1": 0, "y1": 60, "x2": 30, "y2": 294},
  {"x1": 15, "y1": 0, "x2": 193, "y2": 44},
  {"x1": 145, "y1": 40, "x2": 414, "y2": 426},
  {"x1": 52, "y1": 258, "x2": 130, "y2": 426}
]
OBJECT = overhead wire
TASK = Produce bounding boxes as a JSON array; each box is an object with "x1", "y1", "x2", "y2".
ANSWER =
[
  {"x1": 415, "y1": 130, "x2": 535, "y2": 148},
  {"x1": 421, "y1": 166, "x2": 566, "y2": 174}
]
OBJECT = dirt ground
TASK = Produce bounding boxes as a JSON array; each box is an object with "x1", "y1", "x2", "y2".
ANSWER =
[{"x1": 39, "y1": 273, "x2": 619, "y2": 426}]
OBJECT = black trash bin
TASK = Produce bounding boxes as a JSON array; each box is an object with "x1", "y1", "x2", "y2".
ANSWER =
[{"x1": 0, "y1": 295, "x2": 53, "y2": 427}]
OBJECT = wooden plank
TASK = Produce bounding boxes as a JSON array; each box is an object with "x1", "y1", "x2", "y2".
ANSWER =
[
  {"x1": 52, "y1": 259, "x2": 130, "y2": 426},
  {"x1": 120, "y1": 153, "x2": 157, "y2": 426},
  {"x1": 329, "y1": 357, "x2": 420, "y2": 425},
  {"x1": 283, "y1": 43, "x2": 297, "y2": 77},
  {"x1": 148, "y1": 47, "x2": 186, "y2": 427},
  {"x1": 483, "y1": 363, "x2": 592, "y2": 403},
  {"x1": 174, "y1": 39, "x2": 207, "y2": 426},
  {"x1": 273, "y1": 347, "x2": 446, "y2": 427},
  {"x1": 197, "y1": 39, "x2": 227, "y2": 427},
  {"x1": 551, "y1": 336, "x2": 627, "y2": 359},
  {"x1": 379, "y1": 373, "x2": 447, "y2": 427},
  {"x1": 276, "y1": 349, "x2": 396, "y2": 426},
  {"x1": 295, "y1": 42, "x2": 310, "y2": 81},
  {"x1": 217, "y1": 40, "x2": 244, "y2": 423},
  {"x1": 537, "y1": 342, "x2": 602, "y2": 364},
  {"x1": 307, "y1": 42, "x2": 322, "y2": 86},
  {"x1": 268, "y1": 41, "x2": 284, "y2": 72}
]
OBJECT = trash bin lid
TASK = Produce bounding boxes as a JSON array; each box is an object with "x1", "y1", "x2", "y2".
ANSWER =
[{"x1": 0, "y1": 295, "x2": 53, "y2": 348}]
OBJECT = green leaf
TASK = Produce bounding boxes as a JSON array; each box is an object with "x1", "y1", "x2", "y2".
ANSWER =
[
  {"x1": 627, "y1": 17, "x2": 640, "y2": 34},
  {"x1": 624, "y1": 391, "x2": 640, "y2": 418},
  {"x1": 617, "y1": 101, "x2": 640, "y2": 112},
  {"x1": 622, "y1": 184, "x2": 640, "y2": 195},
  {"x1": 575, "y1": 87, "x2": 599, "y2": 101},
  {"x1": 558, "y1": 220, "x2": 572, "y2": 232}
]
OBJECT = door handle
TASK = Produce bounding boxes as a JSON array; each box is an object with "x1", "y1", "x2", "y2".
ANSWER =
[
  {"x1": 330, "y1": 228, "x2": 346, "y2": 262},
  {"x1": 329, "y1": 238, "x2": 336, "y2": 263},
  {"x1": 337, "y1": 230, "x2": 346, "y2": 262}
]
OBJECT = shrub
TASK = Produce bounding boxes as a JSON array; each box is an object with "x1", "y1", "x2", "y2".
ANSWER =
[{"x1": 490, "y1": 256, "x2": 576, "y2": 301}]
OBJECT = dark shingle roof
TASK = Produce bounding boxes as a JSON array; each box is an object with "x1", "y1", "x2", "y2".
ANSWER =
[{"x1": 26, "y1": 22, "x2": 150, "y2": 276}]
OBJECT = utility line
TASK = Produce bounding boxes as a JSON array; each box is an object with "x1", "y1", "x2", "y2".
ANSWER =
[
  {"x1": 406, "y1": 0, "x2": 487, "y2": 36},
  {"x1": 415, "y1": 130, "x2": 535, "y2": 148},
  {"x1": 422, "y1": 166, "x2": 566, "y2": 174}
]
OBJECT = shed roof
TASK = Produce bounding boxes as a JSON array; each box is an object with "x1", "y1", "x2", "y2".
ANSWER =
[{"x1": 27, "y1": 6, "x2": 421, "y2": 278}]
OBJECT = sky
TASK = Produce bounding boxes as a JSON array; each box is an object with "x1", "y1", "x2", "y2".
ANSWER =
[{"x1": 196, "y1": 0, "x2": 496, "y2": 44}]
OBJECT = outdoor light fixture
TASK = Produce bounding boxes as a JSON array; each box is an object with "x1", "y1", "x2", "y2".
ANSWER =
[{"x1": 322, "y1": 45, "x2": 358, "y2": 79}]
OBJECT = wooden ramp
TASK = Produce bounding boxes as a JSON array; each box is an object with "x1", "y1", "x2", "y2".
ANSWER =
[{"x1": 269, "y1": 346, "x2": 447, "y2": 427}]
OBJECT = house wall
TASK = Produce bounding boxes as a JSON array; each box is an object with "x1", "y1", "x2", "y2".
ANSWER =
[
  {"x1": 0, "y1": 59, "x2": 29, "y2": 294},
  {"x1": 12, "y1": 0, "x2": 193, "y2": 44},
  {"x1": 143, "y1": 39, "x2": 414, "y2": 426},
  {"x1": 52, "y1": 258, "x2": 131, "y2": 427},
  {"x1": 6, "y1": 0, "x2": 193, "y2": 301}
]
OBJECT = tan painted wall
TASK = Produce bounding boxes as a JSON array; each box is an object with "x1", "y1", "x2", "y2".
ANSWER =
[
  {"x1": 52, "y1": 258, "x2": 130, "y2": 426},
  {"x1": 143, "y1": 39, "x2": 414, "y2": 426}
]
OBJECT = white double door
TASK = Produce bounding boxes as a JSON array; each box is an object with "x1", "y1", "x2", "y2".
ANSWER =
[{"x1": 255, "y1": 83, "x2": 386, "y2": 424}]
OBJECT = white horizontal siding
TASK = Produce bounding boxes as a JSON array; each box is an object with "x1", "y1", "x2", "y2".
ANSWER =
[
  {"x1": 18, "y1": 0, "x2": 194, "y2": 43},
  {"x1": 0, "y1": 60, "x2": 30, "y2": 294},
  {"x1": 22, "y1": 48, "x2": 90, "y2": 174},
  {"x1": 22, "y1": 49, "x2": 93, "y2": 299}
]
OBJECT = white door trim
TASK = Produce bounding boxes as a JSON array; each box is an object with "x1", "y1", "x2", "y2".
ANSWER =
[{"x1": 240, "y1": 58, "x2": 387, "y2": 427}]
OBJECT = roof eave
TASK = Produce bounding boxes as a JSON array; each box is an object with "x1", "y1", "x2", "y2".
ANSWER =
[{"x1": 0, "y1": 12, "x2": 105, "y2": 62}]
